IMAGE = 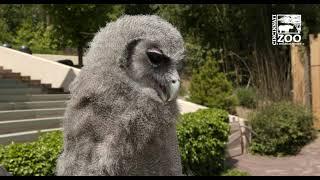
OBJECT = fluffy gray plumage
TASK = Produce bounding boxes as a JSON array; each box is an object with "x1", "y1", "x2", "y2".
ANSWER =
[
  {"x1": 0, "y1": 166, "x2": 11, "y2": 176},
  {"x1": 56, "y1": 15, "x2": 186, "y2": 176}
]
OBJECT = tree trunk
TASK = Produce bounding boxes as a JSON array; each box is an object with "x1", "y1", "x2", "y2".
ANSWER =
[{"x1": 77, "y1": 45, "x2": 83, "y2": 67}]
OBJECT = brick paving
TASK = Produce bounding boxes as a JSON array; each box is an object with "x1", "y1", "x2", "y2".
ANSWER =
[{"x1": 226, "y1": 135, "x2": 320, "y2": 176}]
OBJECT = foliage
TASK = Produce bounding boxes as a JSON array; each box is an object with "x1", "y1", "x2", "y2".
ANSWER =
[
  {"x1": 178, "y1": 83, "x2": 188, "y2": 97},
  {"x1": 14, "y1": 20, "x2": 34, "y2": 47},
  {"x1": 177, "y1": 108, "x2": 230, "y2": 176},
  {"x1": 44, "y1": 5, "x2": 114, "y2": 45},
  {"x1": 188, "y1": 52, "x2": 237, "y2": 112},
  {"x1": 249, "y1": 101, "x2": 316, "y2": 156},
  {"x1": 183, "y1": 41, "x2": 224, "y2": 75},
  {"x1": 42, "y1": 4, "x2": 124, "y2": 65},
  {"x1": 123, "y1": 4, "x2": 157, "y2": 15},
  {"x1": 0, "y1": 18, "x2": 12, "y2": 44},
  {"x1": 235, "y1": 87, "x2": 257, "y2": 109},
  {"x1": 0, "y1": 108, "x2": 230, "y2": 176},
  {"x1": 157, "y1": 4, "x2": 320, "y2": 101},
  {"x1": 221, "y1": 168, "x2": 250, "y2": 176},
  {"x1": 14, "y1": 22, "x2": 58, "y2": 50},
  {"x1": 0, "y1": 4, "x2": 45, "y2": 35},
  {"x1": 13, "y1": 20, "x2": 61, "y2": 53},
  {"x1": 0, "y1": 131, "x2": 63, "y2": 176}
]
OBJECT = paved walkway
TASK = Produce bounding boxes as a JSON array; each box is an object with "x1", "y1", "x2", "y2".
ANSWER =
[
  {"x1": 226, "y1": 135, "x2": 320, "y2": 176},
  {"x1": 177, "y1": 99, "x2": 207, "y2": 114}
]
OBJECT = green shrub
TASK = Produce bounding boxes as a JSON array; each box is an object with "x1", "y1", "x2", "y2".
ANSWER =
[
  {"x1": 14, "y1": 21, "x2": 61, "y2": 54},
  {"x1": 183, "y1": 42, "x2": 209, "y2": 75},
  {"x1": 188, "y1": 52, "x2": 237, "y2": 112},
  {"x1": 221, "y1": 168, "x2": 250, "y2": 176},
  {"x1": 249, "y1": 101, "x2": 316, "y2": 156},
  {"x1": 0, "y1": 18, "x2": 12, "y2": 44},
  {"x1": 177, "y1": 108, "x2": 230, "y2": 176},
  {"x1": 179, "y1": 83, "x2": 188, "y2": 97},
  {"x1": 235, "y1": 87, "x2": 257, "y2": 108},
  {"x1": 0, "y1": 108, "x2": 230, "y2": 176},
  {"x1": 0, "y1": 131, "x2": 63, "y2": 176}
]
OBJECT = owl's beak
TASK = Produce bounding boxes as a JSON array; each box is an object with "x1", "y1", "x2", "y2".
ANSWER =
[
  {"x1": 165, "y1": 69, "x2": 180, "y2": 102},
  {"x1": 158, "y1": 71, "x2": 180, "y2": 103},
  {"x1": 158, "y1": 79, "x2": 180, "y2": 103},
  {"x1": 167, "y1": 78, "x2": 180, "y2": 102}
]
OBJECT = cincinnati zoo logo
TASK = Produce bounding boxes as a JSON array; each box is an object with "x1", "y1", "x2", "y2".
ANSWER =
[{"x1": 272, "y1": 14, "x2": 302, "y2": 45}]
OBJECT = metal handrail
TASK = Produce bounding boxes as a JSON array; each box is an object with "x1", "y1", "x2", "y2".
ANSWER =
[{"x1": 233, "y1": 122, "x2": 265, "y2": 155}]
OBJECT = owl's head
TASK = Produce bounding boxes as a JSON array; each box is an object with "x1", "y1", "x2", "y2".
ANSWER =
[
  {"x1": 84, "y1": 15, "x2": 185, "y2": 103},
  {"x1": 120, "y1": 37, "x2": 185, "y2": 103},
  {"x1": 103, "y1": 15, "x2": 185, "y2": 104}
]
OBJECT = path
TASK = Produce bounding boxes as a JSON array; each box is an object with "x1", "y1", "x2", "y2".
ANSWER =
[{"x1": 226, "y1": 135, "x2": 320, "y2": 176}]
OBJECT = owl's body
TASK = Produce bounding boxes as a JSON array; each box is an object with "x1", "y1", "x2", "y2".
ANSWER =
[
  {"x1": 0, "y1": 166, "x2": 11, "y2": 176},
  {"x1": 56, "y1": 15, "x2": 185, "y2": 176}
]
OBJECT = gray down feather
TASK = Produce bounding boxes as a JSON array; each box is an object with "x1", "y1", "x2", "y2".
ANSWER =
[
  {"x1": 0, "y1": 166, "x2": 11, "y2": 176},
  {"x1": 56, "y1": 15, "x2": 185, "y2": 176}
]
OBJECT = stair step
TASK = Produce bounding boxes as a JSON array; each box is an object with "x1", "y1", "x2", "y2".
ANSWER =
[
  {"x1": 0, "y1": 72, "x2": 21, "y2": 79},
  {"x1": 0, "y1": 117, "x2": 63, "y2": 135},
  {"x1": 44, "y1": 88, "x2": 66, "y2": 94},
  {"x1": 0, "y1": 128, "x2": 62, "y2": 145},
  {"x1": 39, "y1": 84, "x2": 52, "y2": 89},
  {"x1": 0, "y1": 72, "x2": 20, "y2": 76},
  {"x1": 0, "y1": 79, "x2": 21, "y2": 84},
  {"x1": 0, "y1": 83, "x2": 29, "y2": 88},
  {"x1": 0, "y1": 108, "x2": 65, "y2": 121},
  {"x1": 0, "y1": 101, "x2": 67, "y2": 110},
  {"x1": 20, "y1": 76, "x2": 31, "y2": 81},
  {"x1": 0, "y1": 69, "x2": 12, "y2": 73},
  {"x1": 0, "y1": 94, "x2": 70, "y2": 102},
  {"x1": 0, "y1": 88, "x2": 43, "y2": 95},
  {"x1": 0, "y1": 81, "x2": 63, "y2": 93},
  {"x1": 22, "y1": 79, "x2": 41, "y2": 86}
]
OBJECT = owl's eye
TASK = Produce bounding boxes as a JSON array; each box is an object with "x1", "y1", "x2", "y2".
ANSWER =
[{"x1": 146, "y1": 48, "x2": 164, "y2": 67}]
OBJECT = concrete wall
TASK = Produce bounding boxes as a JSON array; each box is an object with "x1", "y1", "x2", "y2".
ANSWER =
[
  {"x1": 33, "y1": 54, "x2": 79, "y2": 65},
  {"x1": 0, "y1": 47, "x2": 80, "y2": 91}
]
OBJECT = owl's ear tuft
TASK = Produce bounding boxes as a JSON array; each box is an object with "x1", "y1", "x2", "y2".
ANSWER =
[{"x1": 119, "y1": 38, "x2": 143, "y2": 68}]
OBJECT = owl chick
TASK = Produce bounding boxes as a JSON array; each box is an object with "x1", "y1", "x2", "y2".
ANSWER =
[{"x1": 56, "y1": 15, "x2": 185, "y2": 176}]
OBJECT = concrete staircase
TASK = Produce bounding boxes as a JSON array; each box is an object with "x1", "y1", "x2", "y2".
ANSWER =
[{"x1": 0, "y1": 66, "x2": 69, "y2": 145}]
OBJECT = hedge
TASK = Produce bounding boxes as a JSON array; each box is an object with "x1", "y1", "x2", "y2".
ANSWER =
[{"x1": 0, "y1": 108, "x2": 230, "y2": 176}]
